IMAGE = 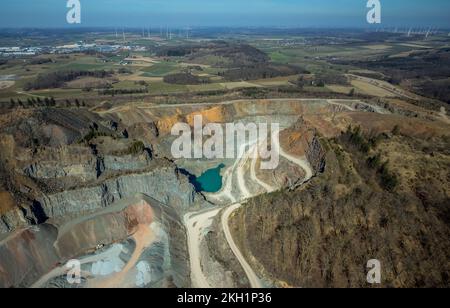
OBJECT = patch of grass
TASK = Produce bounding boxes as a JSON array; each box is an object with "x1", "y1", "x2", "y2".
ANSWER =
[
  {"x1": 187, "y1": 83, "x2": 224, "y2": 92},
  {"x1": 78, "y1": 130, "x2": 115, "y2": 144},
  {"x1": 29, "y1": 89, "x2": 89, "y2": 99},
  {"x1": 269, "y1": 51, "x2": 294, "y2": 64},
  {"x1": 141, "y1": 61, "x2": 180, "y2": 77},
  {"x1": 127, "y1": 140, "x2": 145, "y2": 155},
  {"x1": 148, "y1": 82, "x2": 187, "y2": 94}
]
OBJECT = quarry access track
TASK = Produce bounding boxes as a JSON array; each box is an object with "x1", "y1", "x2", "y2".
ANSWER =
[{"x1": 184, "y1": 129, "x2": 313, "y2": 288}]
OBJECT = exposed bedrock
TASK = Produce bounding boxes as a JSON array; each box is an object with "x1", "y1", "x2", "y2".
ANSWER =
[
  {"x1": 0, "y1": 195, "x2": 189, "y2": 288},
  {"x1": 0, "y1": 224, "x2": 59, "y2": 288},
  {"x1": 306, "y1": 134, "x2": 326, "y2": 175},
  {"x1": 0, "y1": 165, "x2": 202, "y2": 235},
  {"x1": 37, "y1": 166, "x2": 202, "y2": 221},
  {"x1": 0, "y1": 208, "x2": 27, "y2": 234},
  {"x1": 23, "y1": 153, "x2": 152, "y2": 181}
]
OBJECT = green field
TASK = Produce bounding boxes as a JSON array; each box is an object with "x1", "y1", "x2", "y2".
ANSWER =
[
  {"x1": 141, "y1": 61, "x2": 181, "y2": 77},
  {"x1": 147, "y1": 82, "x2": 187, "y2": 94}
]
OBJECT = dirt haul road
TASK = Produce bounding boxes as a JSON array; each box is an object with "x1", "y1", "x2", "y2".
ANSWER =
[
  {"x1": 184, "y1": 209, "x2": 221, "y2": 288},
  {"x1": 184, "y1": 129, "x2": 313, "y2": 288}
]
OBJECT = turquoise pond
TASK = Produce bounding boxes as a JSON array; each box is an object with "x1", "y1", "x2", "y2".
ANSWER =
[{"x1": 183, "y1": 164, "x2": 225, "y2": 193}]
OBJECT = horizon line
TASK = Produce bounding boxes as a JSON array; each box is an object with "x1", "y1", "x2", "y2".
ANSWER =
[{"x1": 0, "y1": 25, "x2": 449, "y2": 30}]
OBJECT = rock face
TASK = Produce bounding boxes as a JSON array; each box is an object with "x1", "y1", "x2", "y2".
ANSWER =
[
  {"x1": 24, "y1": 159, "x2": 98, "y2": 181},
  {"x1": 54, "y1": 200, "x2": 154, "y2": 260},
  {"x1": 38, "y1": 166, "x2": 199, "y2": 221},
  {"x1": 1, "y1": 160, "x2": 202, "y2": 235},
  {"x1": 0, "y1": 208, "x2": 27, "y2": 234},
  {"x1": 21, "y1": 148, "x2": 153, "y2": 187},
  {"x1": 304, "y1": 134, "x2": 326, "y2": 178},
  {"x1": 0, "y1": 225, "x2": 60, "y2": 288},
  {"x1": 102, "y1": 154, "x2": 151, "y2": 172},
  {"x1": 0, "y1": 195, "x2": 190, "y2": 288}
]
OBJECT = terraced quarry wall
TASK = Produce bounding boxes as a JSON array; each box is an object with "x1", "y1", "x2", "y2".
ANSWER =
[{"x1": 0, "y1": 195, "x2": 189, "y2": 288}]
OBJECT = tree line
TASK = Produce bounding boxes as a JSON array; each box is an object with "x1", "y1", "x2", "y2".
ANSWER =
[
  {"x1": 219, "y1": 64, "x2": 308, "y2": 81},
  {"x1": 98, "y1": 87, "x2": 149, "y2": 96},
  {"x1": 163, "y1": 73, "x2": 209, "y2": 85},
  {"x1": 1, "y1": 97, "x2": 87, "y2": 109}
]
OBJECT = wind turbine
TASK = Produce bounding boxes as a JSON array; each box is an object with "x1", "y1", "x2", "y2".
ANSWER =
[
  {"x1": 185, "y1": 26, "x2": 191, "y2": 39},
  {"x1": 425, "y1": 27, "x2": 431, "y2": 39}
]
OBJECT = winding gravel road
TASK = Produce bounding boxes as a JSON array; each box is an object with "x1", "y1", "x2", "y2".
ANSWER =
[
  {"x1": 184, "y1": 128, "x2": 313, "y2": 288},
  {"x1": 219, "y1": 131, "x2": 313, "y2": 288},
  {"x1": 184, "y1": 208, "x2": 221, "y2": 288},
  {"x1": 221, "y1": 202, "x2": 263, "y2": 288}
]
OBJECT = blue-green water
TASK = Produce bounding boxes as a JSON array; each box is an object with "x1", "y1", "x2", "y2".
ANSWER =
[{"x1": 189, "y1": 164, "x2": 225, "y2": 193}]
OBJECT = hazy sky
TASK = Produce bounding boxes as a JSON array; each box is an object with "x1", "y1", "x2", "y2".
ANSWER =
[{"x1": 0, "y1": 0, "x2": 449, "y2": 28}]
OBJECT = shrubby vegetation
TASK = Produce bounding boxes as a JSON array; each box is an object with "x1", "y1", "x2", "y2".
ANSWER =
[
  {"x1": 314, "y1": 72, "x2": 349, "y2": 86},
  {"x1": 418, "y1": 79, "x2": 450, "y2": 103},
  {"x1": 163, "y1": 72, "x2": 209, "y2": 85},
  {"x1": 220, "y1": 64, "x2": 307, "y2": 81},
  {"x1": 342, "y1": 125, "x2": 386, "y2": 153},
  {"x1": 155, "y1": 45, "x2": 201, "y2": 57},
  {"x1": 163, "y1": 41, "x2": 271, "y2": 67},
  {"x1": 342, "y1": 125, "x2": 398, "y2": 190},
  {"x1": 126, "y1": 140, "x2": 145, "y2": 155},
  {"x1": 211, "y1": 43, "x2": 269, "y2": 66},
  {"x1": 296, "y1": 73, "x2": 349, "y2": 88},
  {"x1": 29, "y1": 58, "x2": 53, "y2": 65},
  {"x1": 134, "y1": 80, "x2": 148, "y2": 86},
  {"x1": 117, "y1": 67, "x2": 132, "y2": 74},
  {"x1": 78, "y1": 129, "x2": 114, "y2": 144},
  {"x1": 98, "y1": 87, "x2": 148, "y2": 96},
  {"x1": 338, "y1": 49, "x2": 450, "y2": 103}
]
